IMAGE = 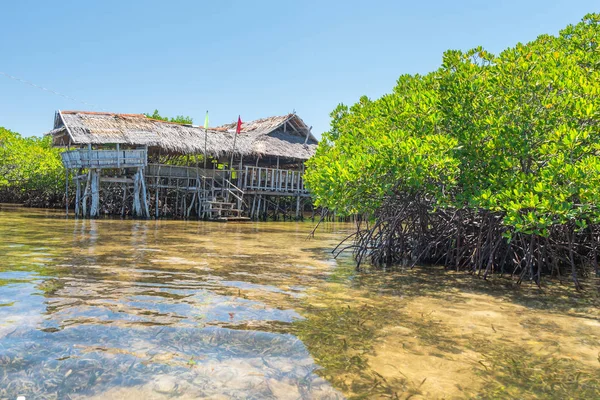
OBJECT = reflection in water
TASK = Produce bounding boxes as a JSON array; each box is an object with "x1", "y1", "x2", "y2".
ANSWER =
[
  {"x1": 0, "y1": 206, "x2": 599, "y2": 399},
  {"x1": 0, "y1": 207, "x2": 346, "y2": 399}
]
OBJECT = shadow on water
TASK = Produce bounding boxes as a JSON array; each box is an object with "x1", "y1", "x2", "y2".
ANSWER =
[{"x1": 0, "y1": 207, "x2": 599, "y2": 399}]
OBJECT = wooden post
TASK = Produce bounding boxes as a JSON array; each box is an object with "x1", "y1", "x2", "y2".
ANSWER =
[
  {"x1": 121, "y1": 183, "x2": 127, "y2": 217},
  {"x1": 90, "y1": 169, "x2": 100, "y2": 218},
  {"x1": 75, "y1": 176, "x2": 81, "y2": 218},
  {"x1": 250, "y1": 195, "x2": 256, "y2": 220},
  {"x1": 82, "y1": 169, "x2": 91, "y2": 217},
  {"x1": 263, "y1": 195, "x2": 268, "y2": 221},
  {"x1": 140, "y1": 168, "x2": 150, "y2": 218},
  {"x1": 155, "y1": 160, "x2": 162, "y2": 219},
  {"x1": 163, "y1": 178, "x2": 168, "y2": 217},
  {"x1": 301, "y1": 162, "x2": 305, "y2": 192},
  {"x1": 296, "y1": 169, "x2": 301, "y2": 193},
  {"x1": 155, "y1": 176, "x2": 159, "y2": 218},
  {"x1": 256, "y1": 196, "x2": 262, "y2": 221},
  {"x1": 175, "y1": 177, "x2": 180, "y2": 218},
  {"x1": 238, "y1": 156, "x2": 243, "y2": 189},
  {"x1": 133, "y1": 168, "x2": 142, "y2": 217},
  {"x1": 65, "y1": 169, "x2": 69, "y2": 217},
  {"x1": 187, "y1": 191, "x2": 196, "y2": 217},
  {"x1": 295, "y1": 194, "x2": 301, "y2": 220},
  {"x1": 116, "y1": 143, "x2": 120, "y2": 168}
]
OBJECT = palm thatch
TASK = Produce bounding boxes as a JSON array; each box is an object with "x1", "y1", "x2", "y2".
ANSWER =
[{"x1": 47, "y1": 111, "x2": 318, "y2": 160}]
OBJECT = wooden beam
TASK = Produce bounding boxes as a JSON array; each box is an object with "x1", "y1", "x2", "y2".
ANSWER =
[
  {"x1": 100, "y1": 177, "x2": 133, "y2": 184},
  {"x1": 287, "y1": 119, "x2": 300, "y2": 134},
  {"x1": 304, "y1": 126, "x2": 312, "y2": 145}
]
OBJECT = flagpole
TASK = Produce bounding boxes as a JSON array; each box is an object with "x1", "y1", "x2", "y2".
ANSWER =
[
  {"x1": 229, "y1": 116, "x2": 241, "y2": 182},
  {"x1": 203, "y1": 111, "x2": 209, "y2": 213},
  {"x1": 203, "y1": 110, "x2": 208, "y2": 170},
  {"x1": 230, "y1": 133, "x2": 237, "y2": 180}
]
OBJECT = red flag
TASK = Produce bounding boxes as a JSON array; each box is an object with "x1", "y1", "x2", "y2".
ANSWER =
[{"x1": 236, "y1": 115, "x2": 242, "y2": 134}]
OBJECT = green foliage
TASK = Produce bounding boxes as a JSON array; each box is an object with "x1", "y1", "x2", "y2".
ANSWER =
[
  {"x1": 144, "y1": 109, "x2": 193, "y2": 125},
  {"x1": 306, "y1": 14, "x2": 600, "y2": 237},
  {"x1": 306, "y1": 76, "x2": 459, "y2": 215},
  {"x1": 0, "y1": 127, "x2": 65, "y2": 202}
]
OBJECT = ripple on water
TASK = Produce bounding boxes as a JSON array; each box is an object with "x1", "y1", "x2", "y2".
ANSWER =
[
  {"x1": 0, "y1": 209, "x2": 348, "y2": 398},
  {"x1": 2, "y1": 208, "x2": 597, "y2": 399},
  {"x1": 1, "y1": 325, "x2": 342, "y2": 399}
]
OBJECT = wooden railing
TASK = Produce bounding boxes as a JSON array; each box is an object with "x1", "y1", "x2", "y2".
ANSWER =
[
  {"x1": 145, "y1": 164, "x2": 242, "y2": 200},
  {"x1": 145, "y1": 164, "x2": 227, "y2": 180},
  {"x1": 61, "y1": 149, "x2": 147, "y2": 169},
  {"x1": 242, "y1": 166, "x2": 307, "y2": 194}
]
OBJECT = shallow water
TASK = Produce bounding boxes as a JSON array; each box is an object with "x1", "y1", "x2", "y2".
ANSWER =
[{"x1": 0, "y1": 206, "x2": 598, "y2": 399}]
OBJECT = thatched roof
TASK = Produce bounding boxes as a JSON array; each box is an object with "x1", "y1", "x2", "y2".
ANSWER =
[{"x1": 47, "y1": 110, "x2": 318, "y2": 160}]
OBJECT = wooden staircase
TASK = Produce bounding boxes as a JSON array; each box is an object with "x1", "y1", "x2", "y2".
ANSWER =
[{"x1": 199, "y1": 177, "x2": 249, "y2": 222}]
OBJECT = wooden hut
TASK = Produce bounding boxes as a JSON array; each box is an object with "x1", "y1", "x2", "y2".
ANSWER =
[{"x1": 47, "y1": 110, "x2": 318, "y2": 220}]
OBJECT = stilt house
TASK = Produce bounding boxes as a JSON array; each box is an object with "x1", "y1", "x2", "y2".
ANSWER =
[{"x1": 47, "y1": 110, "x2": 318, "y2": 220}]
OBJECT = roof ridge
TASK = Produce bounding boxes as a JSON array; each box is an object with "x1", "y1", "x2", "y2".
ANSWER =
[
  {"x1": 215, "y1": 114, "x2": 294, "y2": 129},
  {"x1": 61, "y1": 110, "x2": 200, "y2": 128},
  {"x1": 61, "y1": 110, "x2": 146, "y2": 117}
]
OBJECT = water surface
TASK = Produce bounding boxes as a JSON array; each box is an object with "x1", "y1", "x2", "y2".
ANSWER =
[{"x1": 0, "y1": 206, "x2": 598, "y2": 399}]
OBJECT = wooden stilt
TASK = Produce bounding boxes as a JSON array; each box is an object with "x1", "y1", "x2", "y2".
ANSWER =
[
  {"x1": 75, "y1": 175, "x2": 81, "y2": 218},
  {"x1": 133, "y1": 168, "x2": 142, "y2": 217},
  {"x1": 256, "y1": 196, "x2": 262, "y2": 221},
  {"x1": 263, "y1": 195, "x2": 268, "y2": 221},
  {"x1": 155, "y1": 176, "x2": 160, "y2": 219},
  {"x1": 140, "y1": 168, "x2": 150, "y2": 218},
  {"x1": 163, "y1": 178, "x2": 169, "y2": 216},
  {"x1": 175, "y1": 178, "x2": 180, "y2": 218},
  {"x1": 90, "y1": 169, "x2": 100, "y2": 218},
  {"x1": 295, "y1": 195, "x2": 301, "y2": 220},
  {"x1": 82, "y1": 169, "x2": 91, "y2": 217},
  {"x1": 121, "y1": 183, "x2": 127, "y2": 217},
  {"x1": 65, "y1": 169, "x2": 70, "y2": 217},
  {"x1": 250, "y1": 195, "x2": 256, "y2": 220},
  {"x1": 187, "y1": 191, "x2": 196, "y2": 217}
]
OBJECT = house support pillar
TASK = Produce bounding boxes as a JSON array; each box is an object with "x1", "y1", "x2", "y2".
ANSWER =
[
  {"x1": 82, "y1": 170, "x2": 91, "y2": 217},
  {"x1": 75, "y1": 174, "x2": 81, "y2": 217},
  {"x1": 65, "y1": 169, "x2": 69, "y2": 217},
  {"x1": 131, "y1": 167, "x2": 149, "y2": 219},
  {"x1": 90, "y1": 169, "x2": 100, "y2": 218}
]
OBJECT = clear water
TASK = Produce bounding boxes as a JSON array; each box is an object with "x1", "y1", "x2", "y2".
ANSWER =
[{"x1": 0, "y1": 205, "x2": 598, "y2": 399}]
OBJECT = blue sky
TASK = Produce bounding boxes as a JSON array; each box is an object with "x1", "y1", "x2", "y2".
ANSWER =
[{"x1": 0, "y1": 1, "x2": 597, "y2": 138}]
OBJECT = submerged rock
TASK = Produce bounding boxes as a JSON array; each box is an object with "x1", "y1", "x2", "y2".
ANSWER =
[{"x1": 153, "y1": 375, "x2": 178, "y2": 394}]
